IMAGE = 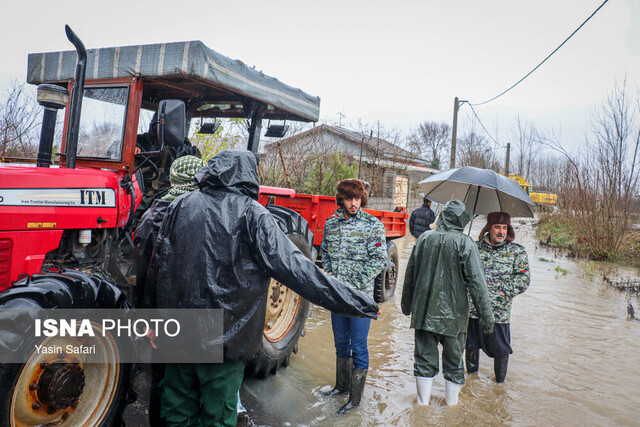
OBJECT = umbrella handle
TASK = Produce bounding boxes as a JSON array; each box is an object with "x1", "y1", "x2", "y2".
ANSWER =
[
  {"x1": 430, "y1": 204, "x2": 443, "y2": 230},
  {"x1": 467, "y1": 215, "x2": 479, "y2": 236},
  {"x1": 430, "y1": 211, "x2": 440, "y2": 230}
]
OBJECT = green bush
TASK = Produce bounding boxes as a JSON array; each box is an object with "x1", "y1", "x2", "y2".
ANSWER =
[{"x1": 537, "y1": 213, "x2": 640, "y2": 268}]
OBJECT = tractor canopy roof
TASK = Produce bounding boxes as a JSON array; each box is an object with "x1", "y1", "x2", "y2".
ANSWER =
[{"x1": 27, "y1": 40, "x2": 320, "y2": 122}]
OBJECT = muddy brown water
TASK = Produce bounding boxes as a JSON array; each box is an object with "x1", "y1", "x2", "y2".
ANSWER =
[{"x1": 241, "y1": 219, "x2": 640, "y2": 426}]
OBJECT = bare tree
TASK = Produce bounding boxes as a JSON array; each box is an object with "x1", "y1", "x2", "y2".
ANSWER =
[
  {"x1": 456, "y1": 120, "x2": 500, "y2": 171},
  {"x1": 407, "y1": 121, "x2": 450, "y2": 169},
  {"x1": 543, "y1": 79, "x2": 640, "y2": 260},
  {"x1": 351, "y1": 119, "x2": 408, "y2": 197},
  {"x1": 510, "y1": 115, "x2": 542, "y2": 178},
  {"x1": 0, "y1": 81, "x2": 40, "y2": 158},
  {"x1": 78, "y1": 121, "x2": 123, "y2": 157},
  {"x1": 528, "y1": 152, "x2": 570, "y2": 193},
  {"x1": 259, "y1": 117, "x2": 413, "y2": 198},
  {"x1": 258, "y1": 121, "x2": 356, "y2": 195}
]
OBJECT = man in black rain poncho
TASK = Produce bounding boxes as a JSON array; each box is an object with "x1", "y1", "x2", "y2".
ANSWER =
[
  {"x1": 401, "y1": 199, "x2": 494, "y2": 406},
  {"x1": 148, "y1": 149, "x2": 379, "y2": 426}
]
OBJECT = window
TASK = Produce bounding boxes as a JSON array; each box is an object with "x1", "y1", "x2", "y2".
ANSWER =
[{"x1": 76, "y1": 86, "x2": 129, "y2": 160}]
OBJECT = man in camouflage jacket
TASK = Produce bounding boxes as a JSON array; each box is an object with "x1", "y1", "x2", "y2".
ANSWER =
[
  {"x1": 466, "y1": 212, "x2": 530, "y2": 383},
  {"x1": 321, "y1": 179, "x2": 387, "y2": 414}
]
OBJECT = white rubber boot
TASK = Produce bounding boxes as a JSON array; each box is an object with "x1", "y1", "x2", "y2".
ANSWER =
[
  {"x1": 444, "y1": 380, "x2": 462, "y2": 406},
  {"x1": 415, "y1": 376, "x2": 433, "y2": 405}
]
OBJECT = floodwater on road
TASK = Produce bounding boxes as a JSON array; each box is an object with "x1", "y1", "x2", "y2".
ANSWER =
[{"x1": 241, "y1": 219, "x2": 640, "y2": 426}]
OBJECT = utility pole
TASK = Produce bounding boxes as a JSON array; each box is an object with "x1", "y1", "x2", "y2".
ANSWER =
[
  {"x1": 449, "y1": 97, "x2": 467, "y2": 169},
  {"x1": 505, "y1": 143, "x2": 511, "y2": 177}
]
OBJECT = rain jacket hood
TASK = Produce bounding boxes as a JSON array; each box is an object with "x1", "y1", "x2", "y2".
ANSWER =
[
  {"x1": 401, "y1": 199, "x2": 494, "y2": 337},
  {"x1": 195, "y1": 149, "x2": 259, "y2": 199},
  {"x1": 438, "y1": 199, "x2": 472, "y2": 232},
  {"x1": 148, "y1": 149, "x2": 378, "y2": 361}
]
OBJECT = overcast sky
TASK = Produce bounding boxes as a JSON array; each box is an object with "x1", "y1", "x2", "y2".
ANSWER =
[{"x1": 2, "y1": 0, "x2": 638, "y2": 155}]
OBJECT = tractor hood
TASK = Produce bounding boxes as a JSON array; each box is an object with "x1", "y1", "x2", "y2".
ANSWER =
[{"x1": 0, "y1": 165, "x2": 141, "y2": 231}]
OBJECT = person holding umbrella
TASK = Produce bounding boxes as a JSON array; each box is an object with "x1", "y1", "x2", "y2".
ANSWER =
[
  {"x1": 416, "y1": 167, "x2": 534, "y2": 386},
  {"x1": 465, "y1": 212, "x2": 530, "y2": 383}
]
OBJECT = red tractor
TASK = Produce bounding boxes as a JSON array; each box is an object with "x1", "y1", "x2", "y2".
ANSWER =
[{"x1": 0, "y1": 26, "x2": 405, "y2": 425}]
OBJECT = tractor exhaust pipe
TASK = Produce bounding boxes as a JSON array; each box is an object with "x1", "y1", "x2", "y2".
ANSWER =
[
  {"x1": 63, "y1": 25, "x2": 87, "y2": 169},
  {"x1": 36, "y1": 84, "x2": 68, "y2": 167}
]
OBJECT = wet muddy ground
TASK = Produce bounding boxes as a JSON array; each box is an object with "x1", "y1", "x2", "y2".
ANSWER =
[{"x1": 240, "y1": 219, "x2": 640, "y2": 426}]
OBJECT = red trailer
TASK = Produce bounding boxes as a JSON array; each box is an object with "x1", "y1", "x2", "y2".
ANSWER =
[{"x1": 258, "y1": 186, "x2": 407, "y2": 246}]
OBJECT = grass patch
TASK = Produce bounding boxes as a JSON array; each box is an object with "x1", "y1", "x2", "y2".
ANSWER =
[{"x1": 536, "y1": 214, "x2": 578, "y2": 249}]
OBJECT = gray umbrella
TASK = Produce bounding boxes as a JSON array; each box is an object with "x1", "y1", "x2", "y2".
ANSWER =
[{"x1": 418, "y1": 166, "x2": 535, "y2": 218}]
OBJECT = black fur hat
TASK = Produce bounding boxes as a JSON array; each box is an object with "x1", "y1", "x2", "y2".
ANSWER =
[
  {"x1": 335, "y1": 179, "x2": 368, "y2": 208},
  {"x1": 478, "y1": 212, "x2": 515, "y2": 242}
]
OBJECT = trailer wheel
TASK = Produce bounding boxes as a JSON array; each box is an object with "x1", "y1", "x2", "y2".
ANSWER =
[
  {"x1": 247, "y1": 206, "x2": 314, "y2": 378},
  {"x1": 0, "y1": 271, "x2": 134, "y2": 427},
  {"x1": 374, "y1": 241, "x2": 399, "y2": 303}
]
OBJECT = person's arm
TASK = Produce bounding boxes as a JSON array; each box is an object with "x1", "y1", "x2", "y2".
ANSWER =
[
  {"x1": 400, "y1": 245, "x2": 418, "y2": 315},
  {"x1": 503, "y1": 246, "x2": 530, "y2": 299},
  {"x1": 352, "y1": 220, "x2": 388, "y2": 287},
  {"x1": 248, "y1": 205, "x2": 378, "y2": 319},
  {"x1": 462, "y1": 241, "x2": 494, "y2": 333},
  {"x1": 320, "y1": 225, "x2": 332, "y2": 274},
  {"x1": 143, "y1": 201, "x2": 180, "y2": 309},
  {"x1": 427, "y1": 209, "x2": 436, "y2": 226}
]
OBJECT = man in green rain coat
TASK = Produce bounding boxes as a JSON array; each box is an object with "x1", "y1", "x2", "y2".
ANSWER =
[{"x1": 401, "y1": 199, "x2": 494, "y2": 406}]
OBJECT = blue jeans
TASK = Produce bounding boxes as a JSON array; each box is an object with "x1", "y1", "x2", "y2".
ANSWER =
[{"x1": 331, "y1": 313, "x2": 371, "y2": 369}]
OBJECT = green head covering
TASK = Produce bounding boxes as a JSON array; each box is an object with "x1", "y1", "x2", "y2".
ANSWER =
[{"x1": 162, "y1": 155, "x2": 205, "y2": 201}]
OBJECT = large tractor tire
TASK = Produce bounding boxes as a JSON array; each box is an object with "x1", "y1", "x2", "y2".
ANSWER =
[
  {"x1": 247, "y1": 205, "x2": 314, "y2": 378},
  {"x1": 374, "y1": 241, "x2": 399, "y2": 303},
  {"x1": 0, "y1": 270, "x2": 134, "y2": 427}
]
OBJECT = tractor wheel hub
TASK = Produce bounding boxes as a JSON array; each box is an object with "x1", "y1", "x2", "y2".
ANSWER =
[{"x1": 37, "y1": 362, "x2": 86, "y2": 409}]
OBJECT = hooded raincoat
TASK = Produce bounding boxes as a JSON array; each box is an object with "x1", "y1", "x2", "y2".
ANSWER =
[
  {"x1": 148, "y1": 149, "x2": 379, "y2": 361},
  {"x1": 401, "y1": 199, "x2": 494, "y2": 337}
]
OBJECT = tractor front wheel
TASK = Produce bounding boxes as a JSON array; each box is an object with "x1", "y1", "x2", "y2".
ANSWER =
[
  {"x1": 0, "y1": 271, "x2": 134, "y2": 427},
  {"x1": 247, "y1": 206, "x2": 314, "y2": 378}
]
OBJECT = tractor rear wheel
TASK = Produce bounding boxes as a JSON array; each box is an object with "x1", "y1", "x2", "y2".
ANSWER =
[
  {"x1": 247, "y1": 206, "x2": 314, "y2": 378},
  {"x1": 374, "y1": 241, "x2": 399, "y2": 303},
  {"x1": 0, "y1": 271, "x2": 134, "y2": 427}
]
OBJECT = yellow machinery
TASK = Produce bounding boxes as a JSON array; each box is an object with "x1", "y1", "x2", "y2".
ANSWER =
[{"x1": 508, "y1": 174, "x2": 558, "y2": 205}]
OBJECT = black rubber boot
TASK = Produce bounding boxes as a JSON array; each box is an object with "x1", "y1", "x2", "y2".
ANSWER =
[
  {"x1": 466, "y1": 349, "x2": 479, "y2": 374},
  {"x1": 337, "y1": 369, "x2": 367, "y2": 415},
  {"x1": 322, "y1": 357, "x2": 352, "y2": 396},
  {"x1": 494, "y1": 355, "x2": 509, "y2": 383}
]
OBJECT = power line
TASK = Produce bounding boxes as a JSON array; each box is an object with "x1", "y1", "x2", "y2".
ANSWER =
[
  {"x1": 471, "y1": 0, "x2": 610, "y2": 106},
  {"x1": 467, "y1": 103, "x2": 506, "y2": 149}
]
